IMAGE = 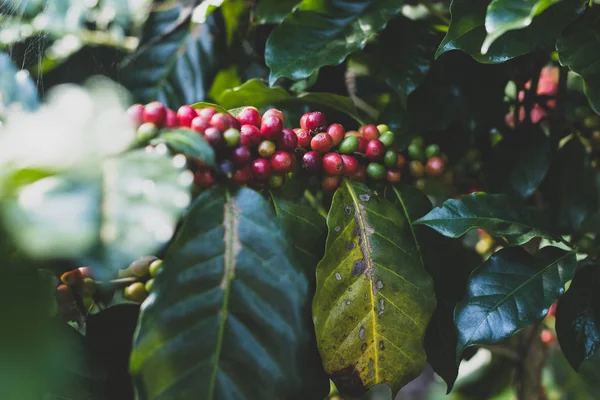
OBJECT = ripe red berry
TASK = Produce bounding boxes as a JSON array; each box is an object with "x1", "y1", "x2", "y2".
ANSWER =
[
  {"x1": 361, "y1": 124, "x2": 380, "y2": 140},
  {"x1": 352, "y1": 165, "x2": 367, "y2": 183},
  {"x1": 311, "y1": 133, "x2": 334, "y2": 153},
  {"x1": 194, "y1": 170, "x2": 215, "y2": 189},
  {"x1": 341, "y1": 155, "x2": 359, "y2": 176},
  {"x1": 300, "y1": 113, "x2": 310, "y2": 131},
  {"x1": 252, "y1": 158, "x2": 272, "y2": 180},
  {"x1": 326, "y1": 124, "x2": 345, "y2": 146},
  {"x1": 176, "y1": 105, "x2": 198, "y2": 127},
  {"x1": 237, "y1": 107, "x2": 261, "y2": 127},
  {"x1": 357, "y1": 137, "x2": 368, "y2": 153},
  {"x1": 302, "y1": 151, "x2": 323, "y2": 173},
  {"x1": 548, "y1": 302, "x2": 557, "y2": 317},
  {"x1": 366, "y1": 139, "x2": 385, "y2": 160},
  {"x1": 240, "y1": 124, "x2": 262, "y2": 147},
  {"x1": 386, "y1": 169, "x2": 402, "y2": 183},
  {"x1": 303, "y1": 111, "x2": 328, "y2": 133},
  {"x1": 127, "y1": 104, "x2": 145, "y2": 127},
  {"x1": 232, "y1": 146, "x2": 252, "y2": 166},
  {"x1": 294, "y1": 128, "x2": 311, "y2": 149},
  {"x1": 258, "y1": 140, "x2": 277, "y2": 158},
  {"x1": 278, "y1": 128, "x2": 298, "y2": 151},
  {"x1": 204, "y1": 127, "x2": 223, "y2": 147},
  {"x1": 540, "y1": 329, "x2": 555, "y2": 345},
  {"x1": 260, "y1": 116, "x2": 283, "y2": 141},
  {"x1": 191, "y1": 116, "x2": 210, "y2": 134},
  {"x1": 198, "y1": 107, "x2": 217, "y2": 120},
  {"x1": 232, "y1": 165, "x2": 252, "y2": 185},
  {"x1": 143, "y1": 101, "x2": 167, "y2": 126},
  {"x1": 263, "y1": 108, "x2": 285, "y2": 125},
  {"x1": 426, "y1": 156, "x2": 445, "y2": 176},
  {"x1": 226, "y1": 114, "x2": 240, "y2": 130},
  {"x1": 271, "y1": 151, "x2": 294, "y2": 173},
  {"x1": 165, "y1": 109, "x2": 178, "y2": 128},
  {"x1": 323, "y1": 152, "x2": 344, "y2": 176},
  {"x1": 210, "y1": 113, "x2": 231, "y2": 131},
  {"x1": 322, "y1": 175, "x2": 341, "y2": 192}
]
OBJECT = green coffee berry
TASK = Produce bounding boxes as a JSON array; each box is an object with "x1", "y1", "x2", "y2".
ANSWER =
[
  {"x1": 366, "y1": 162, "x2": 385, "y2": 180},
  {"x1": 339, "y1": 136, "x2": 359, "y2": 154}
]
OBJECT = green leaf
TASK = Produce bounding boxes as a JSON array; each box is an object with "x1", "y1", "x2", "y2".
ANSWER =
[
  {"x1": 121, "y1": 4, "x2": 226, "y2": 108},
  {"x1": 190, "y1": 102, "x2": 230, "y2": 114},
  {"x1": 208, "y1": 66, "x2": 242, "y2": 102},
  {"x1": 436, "y1": 0, "x2": 585, "y2": 63},
  {"x1": 130, "y1": 186, "x2": 313, "y2": 399},
  {"x1": 556, "y1": 7, "x2": 600, "y2": 114},
  {"x1": 266, "y1": 0, "x2": 404, "y2": 84},
  {"x1": 255, "y1": 0, "x2": 300, "y2": 24},
  {"x1": 555, "y1": 261, "x2": 600, "y2": 370},
  {"x1": 414, "y1": 193, "x2": 557, "y2": 245},
  {"x1": 313, "y1": 180, "x2": 436, "y2": 397},
  {"x1": 455, "y1": 246, "x2": 576, "y2": 360},
  {"x1": 0, "y1": 52, "x2": 39, "y2": 114},
  {"x1": 482, "y1": 0, "x2": 561, "y2": 54},
  {"x1": 151, "y1": 128, "x2": 216, "y2": 166}
]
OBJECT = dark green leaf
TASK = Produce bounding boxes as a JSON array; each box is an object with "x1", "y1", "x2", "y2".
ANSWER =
[
  {"x1": 130, "y1": 186, "x2": 313, "y2": 399},
  {"x1": 0, "y1": 52, "x2": 39, "y2": 113},
  {"x1": 455, "y1": 246, "x2": 576, "y2": 360},
  {"x1": 266, "y1": 0, "x2": 404, "y2": 84},
  {"x1": 151, "y1": 129, "x2": 216, "y2": 166},
  {"x1": 255, "y1": 0, "x2": 299, "y2": 24},
  {"x1": 208, "y1": 67, "x2": 242, "y2": 102},
  {"x1": 555, "y1": 262, "x2": 600, "y2": 370},
  {"x1": 313, "y1": 180, "x2": 436, "y2": 397},
  {"x1": 436, "y1": 0, "x2": 585, "y2": 63},
  {"x1": 414, "y1": 193, "x2": 557, "y2": 245},
  {"x1": 556, "y1": 7, "x2": 600, "y2": 114}
]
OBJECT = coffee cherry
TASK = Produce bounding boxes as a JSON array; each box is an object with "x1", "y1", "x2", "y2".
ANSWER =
[
  {"x1": 295, "y1": 128, "x2": 312, "y2": 149},
  {"x1": 345, "y1": 130, "x2": 361, "y2": 138},
  {"x1": 81, "y1": 277, "x2": 95, "y2": 297},
  {"x1": 425, "y1": 144, "x2": 440, "y2": 158},
  {"x1": 383, "y1": 150, "x2": 398, "y2": 168},
  {"x1": 547, "y1": 302, "x2": 557, "y2": 317},
  {"x1": 410, "y1": 136, "x2": 425, "y2": 147},
  {"x1": 78, "y1": 266, "x2": 93, "y2": 279},
  {"x1": 584, "y1": 115, "x2": 600, "y2": 129},
  {"x1": 357, "y1": 137, "x2": 368, "y2": 153},
  {"x1": 237, "y1": 107, "x2": 262, "y2": 127},
  {"x1": 232, "y1": 165, "x2": 252, "y2": 185},
  {"x1": 129, "y1": 255, "x2": 158, "y2": 277},
  {"x1": 409, "y1": 160, "x2": 425, "y2": 178},
  {"x1": 198, "y1": 106, "x2": 217, "y2": 120},
  {"x1": 322, "y1": 175, "x2": 341, "y2": 192},
  {"x1": 386, "y1": 169, "x2": 402, "y2": 183},
  {"x1": 226, "y1": 114, "x2": 240, "y2": 130},
  {"x1": 223, "y1": 128, "x2": 241, "y2": 147},
  {"x1": 61, "y1": 269, "x2": 83, "y2": 286},
  {"x1": 232, "y1": 145, "x2": 252, "y2": 166},
  {"x1": 165, "y1": 109, "x2": 178, "y2": 128},
  {"x1": 194, "y1": 169, "x2": 216, "y2": 188},
  {"x1": 258, "y1": 140, "x2": 277, "y2": 158},
  {"x1": 366, "y1": 162, "x2": 385, "y2": 180},
  {"x1": 210, "y1": 113, "x2": 231, "y2": 131},
  {"x1": 323, "y1": 153, "x2": 344, "y2": 176},
  {"x1": 251, "y1": 158, "x2": 272, "y2": 180},
  {"x1": 426, "y1": 157, "x2": 445, "y2": 177},
  {"x1": 300, "y1": 113, "x2": 310, "y2": 131},
  {"x1": 408, "y1": 143, "x2": 425, "y2": 161},
  {"x1": 137, "y1": 122, "x2": 158, "y2": 141},
  {"x1": 261, "y1": 116, "x2": 283, "y2": 141},
  {"x1": 311, "y1": 133, "x2": 334, "y2": 153},
  {"x1": 379, "y1": 131, "x2": 394, "y2": 147},
  {"x1": 268, "y1": 174, "x2": 285, "y2": 188},
  {"x1": 263, "y1": 108, "x2": 285, "y2": 125},
  {"x1": 125, "y1": 282, "x2": 148, "y2": 303},
  {"x1": 204, "y1": 127, "x2": 223, "y2": 147},
  {"x1": 377, "y1": 124, "x2": 389, "y2": 134},
  {"x1": 415, "y1": 178, "x2": 426, "y2": 191},
  {"x1": 326, "y1": 124, "x2": 345, "y2": 146},
  {"x1": 352, "y1": 165, "x2": 367, "y2": 183},
  {"x1": 303, "y1": 111, "x2": 327, "y2": 133},
  {"x1": 191, "y1": 116, "x2": 210, "y2": 134},
  {"x1": 592, "y1": 130, "x2": 600, "y2": 147},
  {"x1": 279, "y1": 128, "x2": 298, "y2": 151},
  {"x1": 143, "y1": 101, "x2": 167, "y2": 126},
  {"x1": 302, "y1": 151, "x2": 323, "y2": 173},
  {"x1": 127, "y1": 104, "x2": 145, "y2": 127},
  {"x1": 397, "y1": 154, "x2": 406, "y2": 169},
  {"x1": 240, "y1": 124, "x2": 262, "y2": 147},
  {"x1": 361, "y1": 124, "x2": 380, "y2": 140},
  {"x1": 271, "y1": 151, "x2": 294, "y2": 174},
  {"x1": 176, "y1": 105, "x2": 197, "y2": 127},
  {"x1": 145, "y1": 279, "x2": 155, "y2": 293},
  {"x1": 149, "y1": 259, "x2": 163, "y2": 277},
  {"x1": 540, "y1": 329, "x2": 555, "y2": 345},
  {"x1": 366, "y1": 140, "x2": 385, "y2": 160},
  {"x1": 218, "y1": 160, "x2": 235, "y2": 179},
  {"x1": 339, "y1": 136, "x2": 359, "y2": 154},
  {"x1": 341, "y1": 155, "x2": 359, "y2": 176}
]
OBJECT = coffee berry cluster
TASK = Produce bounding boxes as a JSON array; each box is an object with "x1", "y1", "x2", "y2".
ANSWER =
[
  {"x1": 56, "y1": 266, "x2": 96, "y2": 323},
  {"x1": 118, "y1": 255, "x2": 163, "y2": 303}
]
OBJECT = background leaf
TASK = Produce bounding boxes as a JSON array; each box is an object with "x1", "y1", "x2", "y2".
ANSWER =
[
  {"x1": 255, "y1": 0, "x2": 299, "y2": 24},
  {"x1": 151, "y1": 128, "x2": 216, "y2": 166},
  {"x1": 0, "y1": 52, "x2": 39, "y2": 115}
]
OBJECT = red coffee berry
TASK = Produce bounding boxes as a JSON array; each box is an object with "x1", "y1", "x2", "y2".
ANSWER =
[
  {"x1": 548, "y1": 302, "x2": 557, "y2": 317},
  {"x1": 303, "y1": 111, "x2": 328, "y2": 133},
  {"x1": 352, "y1": 165, "x2": 367, "y2": 183},
  {"x1": 232, "y1": 165, "x2": 252, "y2": 185},
  {"x1": 240, "y1": 124, "x2": 262, "y2": 147},
  {"x1": 366, "y1": 139, "x2": 385, "y2": 160},
  {"x1": 386, "y1": 169, "x2": 402, "y2": 183},
  {"x1": 127, "y1": 104, "x2": 145, "y2": 127},
  {"x1": 261, "y1": 116, "x2": 283, "y2": 141},
  {"x1": 302, "y1": 151, "x2": 322, "y2": 173},
  {"x1": 191, "y1": 116, "x2": 210, "y2": 134},
  {"x1": 271, "y1": 151, "x2": 294, "y2": 174},
  {"x1": 237, "y1": 107, "x2": 261, "y2": 127},
  {"x1": 61, "y1": 269, "x2": 82, "y2": 286},
  {"x1": 311, "y1": 133, "x2": 334, "y2": 153},
  {"x1": 165, "y1": 109, "x2": 178, "y2": 128},
  {"x1": 194, "y1": 170, "x2": 215, "y2": 189},
  {"x1": 361, "y1": 124, "x2": 380, "y2": 140},
  {"x1": 300, "y1": 113, "x2": 310, "y2": 131},
  {"x1": 252, "y1": 158, "x2": 272, "y2": 180},
  {"x1": 226, "y1": 114, "x2": 240, "y2": 130},
  {"x1": 278, "y1": 128, "x2": 298, "y2": 152},
  {"x1": 232, "y1": 146, "x2": 252, "y2": 166},
  {"x1": 210, "y1": 113, "x2": 231, "y2": 131},
  {"x1": 263, "y1": 108, "x2": 285, "y2": 125},
  {"x1": 295, "y1": 128, "x2": 311, "y2": 149},
  {"x1": 540, "y1": 329, "x2": 555, "y2": 345},
  {"x1": 425, "y1": 156, "x2": 445, "y2": 177},
  {"x1": 341, "y1": 155, "x2": 359, "y2": 176},
  {"x1": 177, "y1": 105, "x2": 198, "y2": 127},
  {"x1": 143, "y1": 101, "x2": 167, "y2": 126},
  {"x1": 204, "y1": 127, "x2": 223, "y2": 147},
  {"x1": 326, "y1": 124, "x2": 345, "y2": 146},
  {"x1": 322, "y1": 175, "x2": 341, "y2": 192},
  {"x1": 323, "y1": 152, "x2": 344, "y2": 176},
  {"x1": 258, "y1": 140, "x2": 277, "y2": 158},
  {"x1": 198, "y1": 107, "x2": 217, "y2": 120},
  {"x1": 357, "y1": 137, "x2": 368, "y2": 153}
]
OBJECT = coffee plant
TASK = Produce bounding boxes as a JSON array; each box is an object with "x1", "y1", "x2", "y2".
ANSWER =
[{"x1": 2, "y1": 0, "x2": 600, "y2": 399}]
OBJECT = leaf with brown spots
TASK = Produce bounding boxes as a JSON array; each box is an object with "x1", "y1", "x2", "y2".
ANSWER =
[{"x1": 313, "y1": 180, "x2": 436, "y2": 397}]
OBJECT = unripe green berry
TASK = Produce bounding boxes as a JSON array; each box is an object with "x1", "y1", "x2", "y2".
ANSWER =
[
  {"x1": 145, "y1": 278, "x2": 155, "y2": 293},
  {"x1": 223, "y1": 128, "x2": 241, "y2": 147},
  {"x1": 407, "y1": 143, "x2": 425, "y2": 161},
  {"x1": 81, "y1": 277, "x2": 95, "y2": 298},
  {"x1": 137, "y1": 122, "x2": 159, "y2": 141},
  {"x1": 366, "y1": 162, "x2": 386, "y2": 180},
  {"x1": 425, "y1": 144, "x2": 440, "y2": 158},
  {"x1": 410, "y1": 136, "x2": 424, "y2": 148},
  {"x1": 258, "y1": 140, "x2": 276, "y2": 158},
  {"x1": 268, "y1": 174, "x2": 285, "y2": 188},
  {"x1": 584, "y1": 116, "x2": 600, "y2": 129},
  {"x1": 129, "y1": 255, "x2": 158, "y2": 277},
  {"x1": 376, "y1": 124, "x2": 389, "y2": 134},
  {"x1": 149, "y1": 259, "x2": 163, "y2": 277},
  {"x1": 339, "y1": 136, "x2": 359, "y2": 154},
  {"x1": 379, "y1": 131, "x2": 394, "y2": 147},
  {"x1": 383, "y1": 150, "x2": 398, "y2": 168},
  {"x1": 125, "y1": 282, "x2": 148, "y2": 303}
]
